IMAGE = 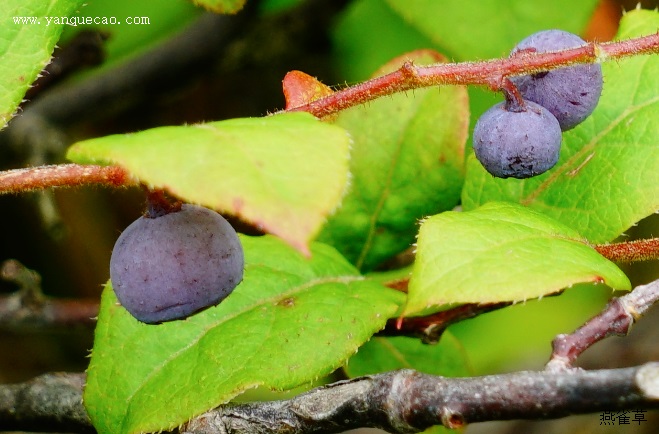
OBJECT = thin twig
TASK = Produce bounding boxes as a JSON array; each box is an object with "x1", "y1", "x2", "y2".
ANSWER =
[
  {"x1": 2, "y1": 32, "x2": 657, "y2": 195},
  {"x1": 546, "y1": 278, "x2": 659, "y2": 371},
  {"x1": 0, "y1": 260, "x2": 98, "y2": 330},
  {"x1": 381, "y1": 302, "x2": 511, "y2": 344}
]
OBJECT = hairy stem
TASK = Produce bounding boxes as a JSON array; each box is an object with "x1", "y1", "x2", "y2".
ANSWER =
[
  {"x1": 595, "y1": 238, "x2": 659, "y2": 263},
  {"x1": 145, "y1": 189, "x2": 182, "y2": 218},
  {"x1": 0, "y1": 164, "x2": 132, "y2": 194},
  {"x1": 284, "y1": 33, "x2": 659, "y2": 118},
  {"x1": 2, "y1": 33, "x2": 658, "y2": 194}
]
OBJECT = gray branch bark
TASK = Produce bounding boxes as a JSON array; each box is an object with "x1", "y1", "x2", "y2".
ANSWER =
[
  {"x1": 182, "y1": 364, "x2": 659, "y2": 433},
  {"x1": 0, "y1": 373, "x2": 92, "y2": 433},
  {"x1": 2, "y1": 364, "x2": 658, "y2": 433}
]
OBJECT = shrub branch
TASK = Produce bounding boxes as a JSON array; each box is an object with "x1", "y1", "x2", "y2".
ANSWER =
[
  {"x1": 0, "y1": 260, "x2": 98, "y2": 330},
  {"x1": 1, "y1": 32, "x2": 658, "y2": 194},
  {"x1": 284, "y1": 32, "x2": 659, "y2": 118},
  {"x1": 2, "y1": 364, "x2": 658, "y2": 433},
  {"x1": 547, "y1": 278, "x2": 659, "y2": 371}
]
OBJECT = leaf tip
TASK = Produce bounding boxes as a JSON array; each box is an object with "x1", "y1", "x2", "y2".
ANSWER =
[{"x1": 282, "y1": 70, "x2": 334, "y2": 110}]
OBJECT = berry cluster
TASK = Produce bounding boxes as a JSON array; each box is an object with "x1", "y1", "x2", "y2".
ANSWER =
[
  {"x1": 473, "y1": 30, "x2": 603, "y2": 179},
  {"x1": 110, "y1": 203, "x2": 244, "y2": 324}
]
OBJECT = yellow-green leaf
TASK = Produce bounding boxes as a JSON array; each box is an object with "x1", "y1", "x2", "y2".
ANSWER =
[
  {"x1": 402, "y1": 202, "x2": 630, "y2": 317},
  {"x1": 66, "y1": 112, "x2": 350, "y2": 254}
]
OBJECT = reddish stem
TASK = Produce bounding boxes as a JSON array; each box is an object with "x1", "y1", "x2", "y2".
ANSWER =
[
  {"x1": 500, "y1": 78, "x2": 526, "y2": 112},
  {"x1": 145, "y1": 189, "x2": 182, "y2": 218},
  {"x1": 594, "y1": 238, "x2": 659, "y2": 263},
  {"x1": 381, "y1": 302, "x2": 511, "y2": 344},
  {"x1": 0, "y1": 164, "x2": 132, "y2": 194},
  {"x1": 1, "y1": 34, "x2": 658, "y2": 194},
  {"x1": 284, "y1": 33, "x2": 659, "y2": 118}
]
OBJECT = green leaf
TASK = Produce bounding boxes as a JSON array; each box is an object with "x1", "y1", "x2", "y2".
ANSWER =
[
  {"x1": 449, "y1": 283, "x2": 615, "y2": 375},
  {"x1": 60, "y1": 0, "x2": 201, "y2": 67},
  {"x1": 462, "y1": 9, "x2": 659, "y2": 244},
  {"x1": 344, "y1": 333, "x2": 471, "y2": 378},
  {"x1": 189, "y1": 0, "x2": 246, "y2": 14},
  {"x1": 318, "y1": 51, "x2": 468, "y2": 271},
  {"x1": 0, "y1": 0, "x2": 85, "y2": 128},
  {"x1": 66, "y1": 112, "x2": 350, "y2": 254},
  {"x1": 84, "y1": 235, "x2": 405, "y2": 434},
  {"x1": 385, "y1": 0, "x2": 599, "y2": 60},
  {"x1": 402, "y1": 202, "x2": 630, "y2": 317},
  {"x1": 332, "y1": 0, "x2": 436, "y2": 81}
]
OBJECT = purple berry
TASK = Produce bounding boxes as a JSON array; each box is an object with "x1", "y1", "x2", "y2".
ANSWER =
[
  {"x1": 110, "y1": 204, "x2": 244, "y2": 324},
  {"x1": 473, "y1": 100, "x2": 562, "y2": 179},
  {"x1": 510, "y1": 29, "x2": 603, "y2": 131}
]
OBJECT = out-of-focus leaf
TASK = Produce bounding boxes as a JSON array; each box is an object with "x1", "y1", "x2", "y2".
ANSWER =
[
  {"x1": 385, "y1": 0, "x2": 599, "y2": 60},
  {"x1": 345, "y1": 333, "x2": 471, "y2": 378},
  {"x1": 189, "y1": 0, "x2": 246, "y2": 14},
  {"x1": 0, "y1": 0, "x2": 85, "y2": 128},
  {"x1": 319, "y1": 50, "x2": 468, "y2": 271}
]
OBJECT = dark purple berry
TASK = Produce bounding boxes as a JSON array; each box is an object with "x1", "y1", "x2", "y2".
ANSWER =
[
  {"x1": 473, "y1": 100, "x2": 562, "y2": 179},
  {"x1": 510, "y1": 29, "x2": 603, "y2": 131},
  {"x1": 110, "y1": 204, "x2": 244, "y2": 324}
]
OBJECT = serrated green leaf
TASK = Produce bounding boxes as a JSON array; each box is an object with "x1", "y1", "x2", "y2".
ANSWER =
[
  {"x1": 66, "y1": 112, "x2": 350, "y2": 254},
  {"x1": 462, "y1": 10, "x2": 659, "y2": 244},
  {"x1": 318, "y1": 51, "x2": 468, "y2": 271},
  {"x1": 385, "y1": 0, "x2": 599, "y2": 60},
  {"x1": 189, "y1": 0, "x2": 246, "y2": 14},
  {"x1": 402, "y1": 202, "x2": 630, "y2": 317},
  {"x1": 0, "y1": 0, "x2": 85, "y2": 128},
  {"x1": 84, "y1": 235, "x2": 405, "y2": 434},
  {"x1": 344, "y1": 333, "x2": 471, "y2": 378}
]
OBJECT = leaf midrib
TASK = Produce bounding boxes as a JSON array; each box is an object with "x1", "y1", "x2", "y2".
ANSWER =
[{"x1": 121, "y1": 271, "x2": 365, "y2": 427}]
